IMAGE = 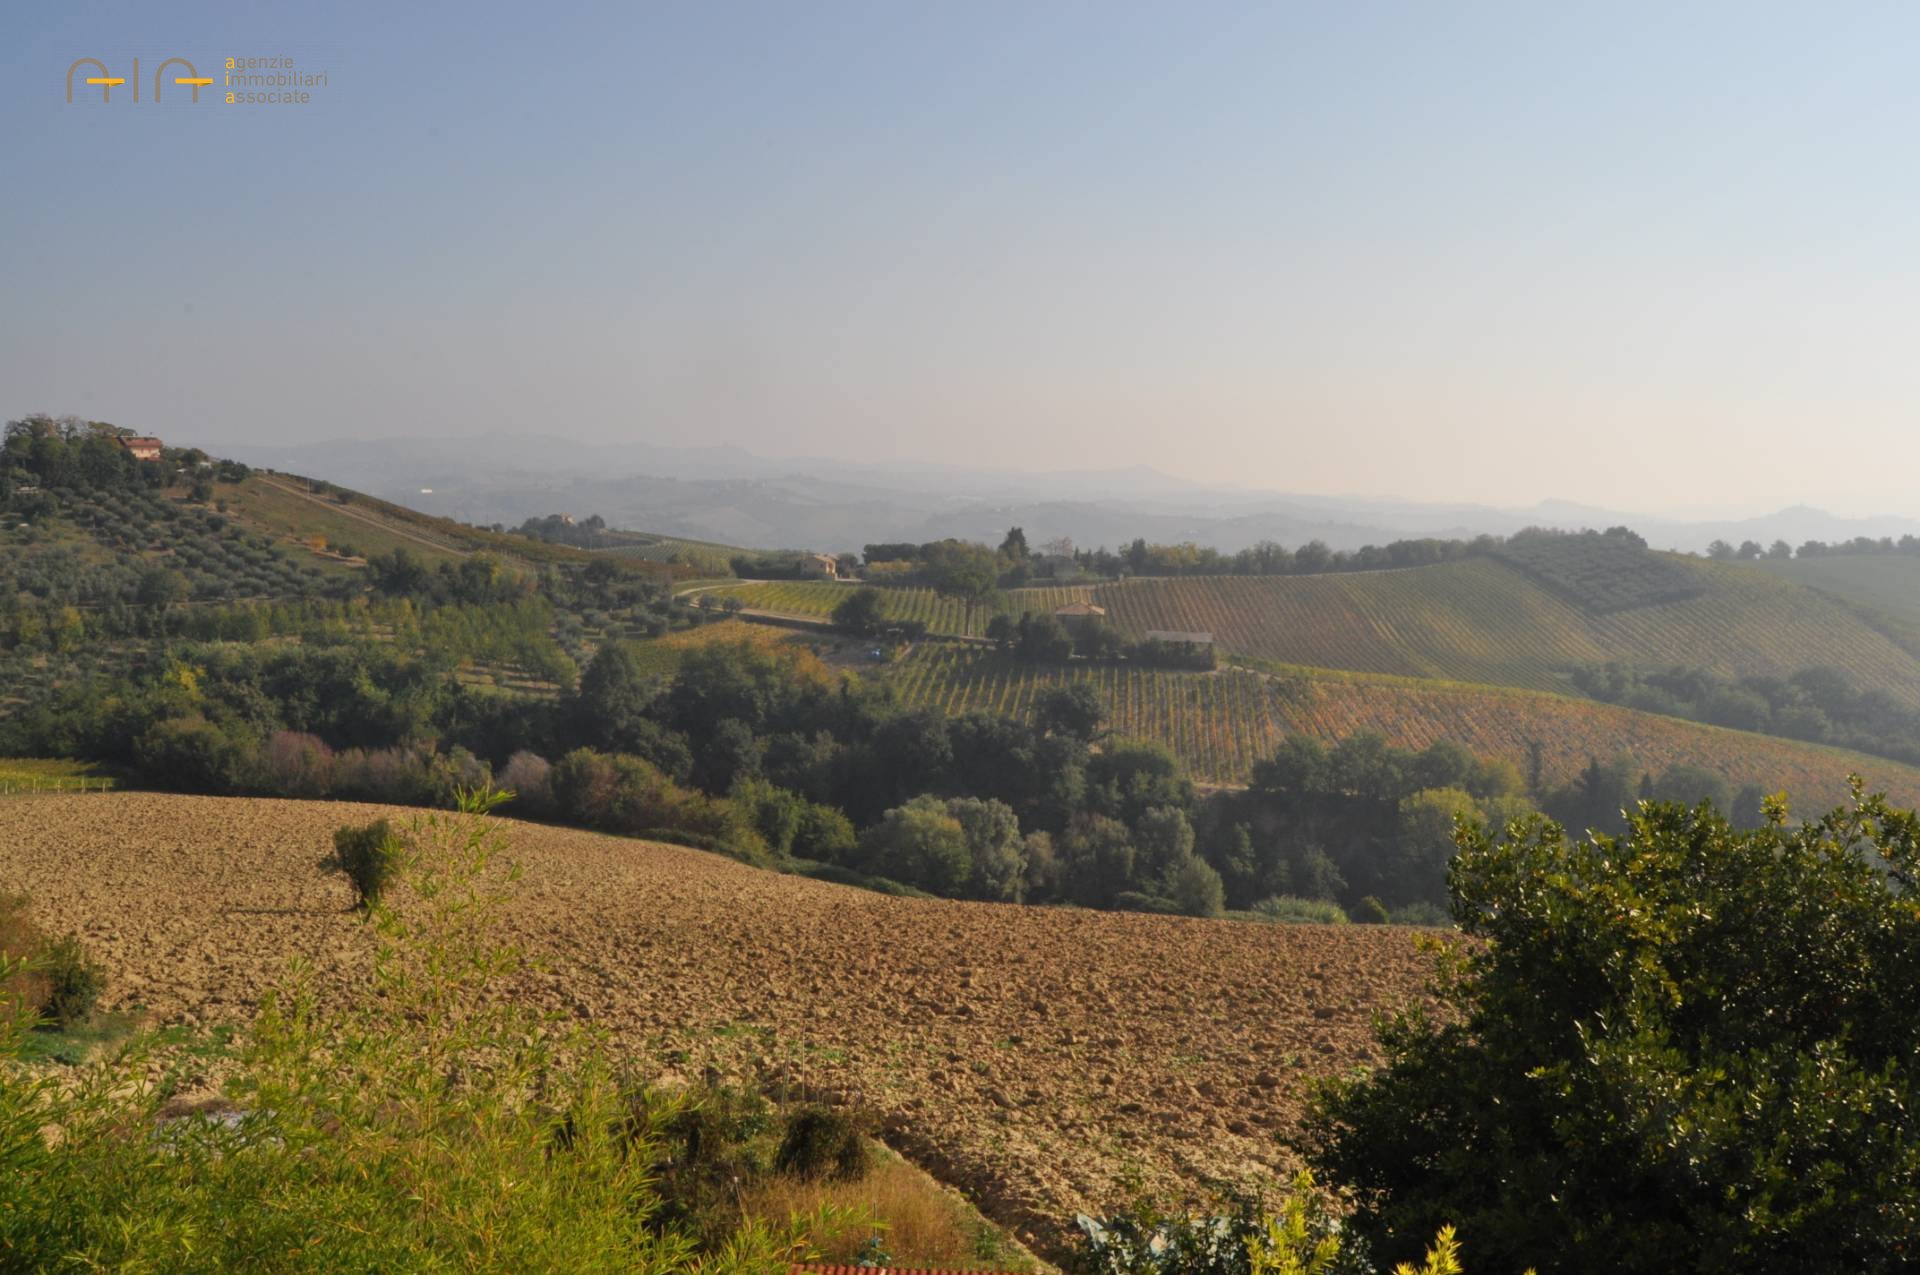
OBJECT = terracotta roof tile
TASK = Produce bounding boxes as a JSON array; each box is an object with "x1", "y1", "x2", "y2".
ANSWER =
[{"x1": 792, "y1": 1266, "x2": 1026, "y2": 1275}]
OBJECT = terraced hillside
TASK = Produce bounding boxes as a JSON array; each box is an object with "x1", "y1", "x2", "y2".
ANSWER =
[
  {"x1": 885, "y1": 645, "x2": 1920, "y2": 804},
  {"x1": 0, "y1": 792, "x2": 1433, "y2": 1256},
  {"x1": 1089, "y1": 557, "x2": 1920, "y2": 705},
  {"x1": 703, "y1": 554, "x2": 1920, "y2": 708}
]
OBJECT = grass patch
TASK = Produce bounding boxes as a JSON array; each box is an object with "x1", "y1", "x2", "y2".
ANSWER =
[
  {"x1": 787, "y1": 859, "x2": 937, "y2": 899},
  {"x1": 12, "y1": 1010, "x2": 143, "y2": 1067},
  {"x1": 0, "y1": 758, "x2": 120, "y2": 793},
  {"x1": 744, "y1": 1143, "x2": 1039, "y2": 1272}
]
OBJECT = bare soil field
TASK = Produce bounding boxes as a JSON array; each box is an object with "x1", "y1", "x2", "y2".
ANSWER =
[{"x1": 0, "y1": 793, "x2": 1434, "y2": 1256}]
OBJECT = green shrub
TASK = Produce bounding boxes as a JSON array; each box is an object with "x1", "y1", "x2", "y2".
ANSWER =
[
  {"x1": 1114, "y1": 890, "x2": 1184, "y2": 915},
  {"x1": 793, "y1": 801, "x2": 857, "y2": 865},
  {"x1": 1354, "y1": 896, "x2": 1391, "y2": 925},
  {"x1": 39, "y1": 934, "x2": 105, "y2": 1029},
  {"x1": 649, "y1": 1084, "x2": 781, "y2": 1242},
  {"x1": 1247, "y1": 895, "x2": 1348, "y2": 925},
  {"x1": 332, "y1": 817, "x2": 403, "y2": 910},
  {"x1": 1169, "y1": 856, "x2": 1226, "y2": 918},
  {"x1": 732, "y1": 775, "x2": 805, "y2": 859},
  {"x1": 776, "y1": 1106, "x2": 869, "y2": 1182},
  {"x1": 133, "y1": 714, "x2": 249, "y2": 793},
  {"x1": 1387, "y1": 900, "x2": 1450, "y2": 927},
  {"x1": 1303, "y1": 786, "x2": 1920, "y2": 1272},
  {"x1": 1074, "y1": 1171, "x2": 1476, "y2": 1275},
  {"x1": 1074, "y1": 1184, "x2": 1272, "y2": 1275}
]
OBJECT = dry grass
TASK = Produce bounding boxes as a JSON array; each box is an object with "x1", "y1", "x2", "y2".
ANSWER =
[{"x1": 745, "y1": 1147, "x2": 1035, "y2": 1271}]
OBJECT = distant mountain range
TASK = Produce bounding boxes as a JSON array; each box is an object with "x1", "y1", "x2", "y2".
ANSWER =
[{"x1": 203, "y1": 433, "x2": 1920, "y2": 556}]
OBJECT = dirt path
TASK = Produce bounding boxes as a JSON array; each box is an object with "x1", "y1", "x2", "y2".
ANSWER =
[{"x1": 0, "y1": 792, "x2": 1434, "y2": 1257}]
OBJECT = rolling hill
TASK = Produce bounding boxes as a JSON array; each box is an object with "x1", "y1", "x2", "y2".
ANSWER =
[
  {"x1": 1091, "y1": 557, "x2": 1920, "y2": 705},
  {"x1": 16, "y1": 455, "x2": 1920, "y2": 815},
  {"x1": 1756, "y1": 552, "x2": 1920, "y2": 645},
  {"x1": 881, "y1": 644, "x2": 1920, "y2": 805},
  {"x1": 708, "y1": 551, "x2": 1920, "y2": 708}
]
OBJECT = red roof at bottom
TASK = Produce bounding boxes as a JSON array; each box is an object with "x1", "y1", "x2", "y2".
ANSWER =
[{"x1": 793, "y1": 1266, "x2": 1026, "y2": 1275}]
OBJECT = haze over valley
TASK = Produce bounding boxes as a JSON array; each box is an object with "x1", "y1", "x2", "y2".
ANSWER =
[{"x1": 8, "y1": 3, "x2": 1920, "y2": 1270}]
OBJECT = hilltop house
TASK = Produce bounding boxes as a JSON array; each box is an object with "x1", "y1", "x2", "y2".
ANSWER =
[
  {"x1": 118, "y1": 435, "x2": 164, "y2": 461},
  {"x1": 806, "y1": 553, "x2": 842, "y2": 579},
  {"x1": 1052, "y1": 600, "x2": 1106, "y2": 638}
]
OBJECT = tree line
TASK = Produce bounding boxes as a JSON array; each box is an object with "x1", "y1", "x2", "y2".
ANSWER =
[
  {"x1": 4, "y1": 613, "x2": 1778, "y2": 923},
  {"x1": 1574, "y1": 660, "x2": 1920, "y2": 770}
]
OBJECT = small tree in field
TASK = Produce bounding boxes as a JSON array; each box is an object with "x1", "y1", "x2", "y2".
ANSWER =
[
  {"x1": 1302, "y1": 782, "x2": 1920, "y2": 1273},
  {"x1": 332, "y1": 817, "x2": 403, "y2": 910}
]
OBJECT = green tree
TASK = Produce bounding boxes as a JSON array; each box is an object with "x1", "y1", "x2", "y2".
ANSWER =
[
  {"x1": 857, "y1": 795, "x2": 971, "y2": 895},
  {"x1": 1650, "y1": 761, "x2": 1730, "y2": 810},
  {"x1": 135, "y1": 565, "x2": 188, "y2": 610},
  {"x1": 1034, "y1": 683, "x2": 1107, "y2": 741},
  {"x1": 1014, "y1": 612, "x2": 1073, "y2": 662},
  {"x1": 831, "y1": 586, "x2": 887, "y2": 636},
  {"x1": 1087, "y1": 738, "x2": 1192, "y2": 826},
  {"x1": 1303, "y1": 785, "x2": 1920, "y2": 1272},
  {"x1": 1168, "y1": 855, "x2": 1225, "y2": 918},
  {"x1": 944, "y1": 795, "x2": 1028, "y2": 901},
  {"x1": 1060, "y1": 813, "x2": 1136, "y2": 907},
  {"x1": 919, "y1": 539, "x2": 1001, "y2": 629},
  {"x1": 570, "y1": 642, "x2": 694, "y2": 780},
  {"x1": 133, "y1": 716, "x2": 249, "y2": 793},
  {"x1": 792, "y1": 801, "x2": 856, "y2": 864},
  {"x1": 1133, "y1": 804, "x2": 1196, "y2": 885},
  {"x1": 1392, "y1": 787, "x2": 1478, "y2": 908}
]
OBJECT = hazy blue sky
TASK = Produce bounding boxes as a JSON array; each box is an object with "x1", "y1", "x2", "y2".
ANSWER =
[{"x1": 6, "y1": 2, "x2": 1919, "y2": 513}]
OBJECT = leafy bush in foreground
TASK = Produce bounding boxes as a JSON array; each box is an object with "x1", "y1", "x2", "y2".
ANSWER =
[
  {"x1": 1303, "y1": 783, "x2": 1920, "y2": 1273},
  {"x1": 1073, "y1": 1172, "x2": 1481, "y2": 1275},
  {"x1": 0, "y1": 792, "x2": 840, "y2": 1271}
]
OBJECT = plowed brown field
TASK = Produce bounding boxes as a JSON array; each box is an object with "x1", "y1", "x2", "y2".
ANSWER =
[{"x1": 0, "y1": 793, "x2": 1434, "y2": 1256}]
